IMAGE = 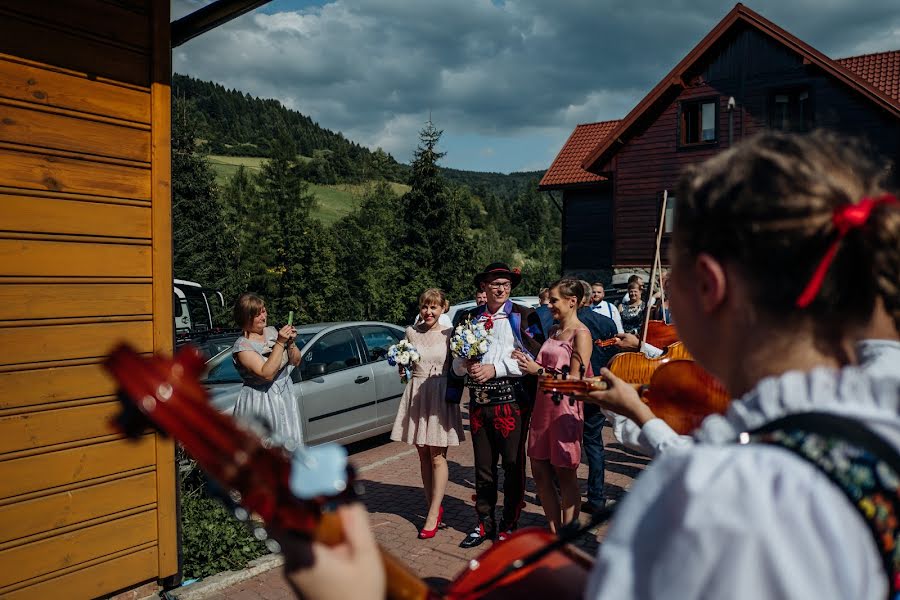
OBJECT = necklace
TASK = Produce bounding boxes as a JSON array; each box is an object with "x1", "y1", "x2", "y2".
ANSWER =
[{"x1": 553, "y1": 325, "x2": 576, "y2": 339}]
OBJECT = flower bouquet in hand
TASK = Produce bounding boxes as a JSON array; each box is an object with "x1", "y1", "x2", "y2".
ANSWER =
[
  {"x1": 450, "y1": 318, "x2": 492, "y2": 360},
  {"x1": 387, "y1": 340, "x2": 420, "y2": 384}
]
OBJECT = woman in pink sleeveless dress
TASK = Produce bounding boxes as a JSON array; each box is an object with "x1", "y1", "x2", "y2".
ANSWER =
[
  {"x1": 514, "y1": 279, "x2": 593, "y2": 532},
  {"x1": 390, "y1": 289, "x2": 464, "y2": 539}
]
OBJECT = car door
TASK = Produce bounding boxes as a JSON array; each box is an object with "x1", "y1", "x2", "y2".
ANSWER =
[
  {"x1": 357, "y1": 325, "x2": 407, "y2": 427},
  {"x1": 297, "y1": 327, "x2": 376, "y2": 445}
]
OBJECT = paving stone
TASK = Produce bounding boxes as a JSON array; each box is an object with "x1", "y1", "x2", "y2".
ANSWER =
[{"x1": 194, "y1": 414, "x2": 646, "y2": 599}]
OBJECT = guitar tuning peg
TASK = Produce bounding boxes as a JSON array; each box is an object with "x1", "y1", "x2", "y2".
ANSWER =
[
  {"x1": 114, "y1": 391, "x2": 164, "y2": 438},
  {"x1": 234, "y1": 507, "x2": 249, "y2": 522},
  {"x1": 568, "y1": 395, "x2": 576, "y2": 407},
  {"x1": 551, "y1": 391, "x2": 562, "y2": 406},
  {"x1": 253, "y1": 526, "x2": 269, "y2": 541},
  {"x1": 561, "y1": 366, "x2": 570, "y2": 380},
  {"x1": 265, "y1": 539, "x2": 281, "y2": 553}
]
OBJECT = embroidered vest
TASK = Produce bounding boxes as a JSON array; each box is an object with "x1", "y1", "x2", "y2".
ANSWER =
[{"x1": 749, "y1": 412, "x2": 900, "y2": 600}]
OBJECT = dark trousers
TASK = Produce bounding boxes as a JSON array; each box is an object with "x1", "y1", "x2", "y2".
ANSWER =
[
  {"x1": 582, "y1": 403, "x2": 606, "y2": 506},
  {"x1": 469, "y1": 401, "x2": 528, "y2": 529}
]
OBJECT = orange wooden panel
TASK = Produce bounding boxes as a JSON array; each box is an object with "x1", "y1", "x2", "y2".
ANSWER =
[
  {"x1": 0, "y1": 510, "x2": 156, "y2": 589},
  {"x1": 0, "y1": 401, "x2": 119, "y2": 454},
  {"x1": 0, "y1": 13, "x2": 149, "y2": 87},
  {"x1": 0, "y1": 57, "x2": 151, "y2": 124},
  {"x1": 0, "y1": 239, "x2": 151, "y2": 278},
  {"x1": 0, "y1": 147, "x2": 150, "y2": 200},
  {"x1": 151, "y1": 0, "x2": 177, "y2": 579},
  {"x1": 0, "y1": 363, "x2": 115, "y2": 411},
  {"x1": 0, "y1": 471, "x2": 156, "y2": 544},
  {"x1": 0, "y1": 194, "x2": 150, "y2": 239},
  {"x1": 0, "y1": 103, "x2": 150, "y2": 162},
  {"x1": 0, "y1": 321, "x2": 153, "y2": 366},
  {"x1": 0, "y1": 435, "x2": 155, "y2": 500},
  {"x1": 0, "y1": 283, "x2": 153, "y2": 322},
  {"x1": 2, "y1": 1, "x2": 150, "y2": 51},
  {"x1": 2, "y1": 546, "x2": 157, "y2": 600}
]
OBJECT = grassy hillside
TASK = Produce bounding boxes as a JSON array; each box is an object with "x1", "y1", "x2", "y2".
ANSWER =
[{"x1": 208, "y1": 155, "x2": 409, "y2": 225}]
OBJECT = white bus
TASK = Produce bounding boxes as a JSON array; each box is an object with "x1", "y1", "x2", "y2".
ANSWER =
[{"x1": 173, "y1": 279, "x2": 224, "y2": 335}]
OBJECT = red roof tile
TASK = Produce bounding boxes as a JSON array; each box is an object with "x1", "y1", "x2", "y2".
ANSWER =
[
  {"x1": 538, "y1": 120, "x2": 620, "y2": 189},
  {"x1": 837, "y1": 50, "x2": 900, "y2": 105}
]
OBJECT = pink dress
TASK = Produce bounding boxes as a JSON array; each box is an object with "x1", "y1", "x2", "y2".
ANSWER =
[
  {"x1": 527, "y1": 335, "x2": 591, "y2": 469},
  {"x1": 390, "y1": 326, "x2": 465, "y2": 447}
]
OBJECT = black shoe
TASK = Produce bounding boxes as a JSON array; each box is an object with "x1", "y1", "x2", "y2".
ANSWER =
[
  {"x1": 459, "y1": 523, "x2": 496, "y2": 549},
  {"x1": 581, "y1": 500, "x2": 606, "y2": 514}
]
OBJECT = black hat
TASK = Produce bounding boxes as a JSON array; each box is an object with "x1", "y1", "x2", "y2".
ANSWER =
[{"x1": 473, "y1": 262, "x2": 522, "y2": 289}]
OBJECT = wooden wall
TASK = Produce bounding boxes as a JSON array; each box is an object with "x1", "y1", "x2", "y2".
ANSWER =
[
  {"x1": 0, "y1": 1, "x2": 175, "y2": 598},
  {"x1": 562, "y1": 185, "x2": 614, "y2": 274},
  {"x1": 603, "y1": 25, "x2": 900, "y2": 267}
]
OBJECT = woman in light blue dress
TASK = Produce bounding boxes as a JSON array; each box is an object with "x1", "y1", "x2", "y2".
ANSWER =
[{"x1": 231, "y1": 293, "x2": 304, "y2": 445}]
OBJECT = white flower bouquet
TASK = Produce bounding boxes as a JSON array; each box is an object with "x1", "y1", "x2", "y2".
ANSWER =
[
  {"x1": 450, "y1": 318, "x2": 492, "y2": 360},
  {"x1": 387, "y1": 340, "x2": 420, "y2": 384}
]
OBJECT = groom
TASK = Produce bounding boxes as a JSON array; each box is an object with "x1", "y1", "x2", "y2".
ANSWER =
[{"x1": 451, "y1": 262, "x2": 545, "y2": 548}]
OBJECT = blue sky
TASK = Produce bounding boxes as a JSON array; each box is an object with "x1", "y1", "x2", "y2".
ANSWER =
[{"x1": 173, "y1": 0, "x2": 900, "y2": 173}]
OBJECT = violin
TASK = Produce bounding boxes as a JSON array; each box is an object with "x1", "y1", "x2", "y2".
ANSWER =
[
  {"x1": 104, "y1": 344, "x2": 592, "y2": 600},
  {"x1": 604, "y1": 340, "x2": 692, "y2": 385},
  {"x1": 644, "y1": 320, "x2": 679, "y2": 349},
  {"x1": 594, "y1": 337, "x2": 618, "y2": 348},
  {"x1": 537, "y1": 359, "x2": 730, "y2": 435}
]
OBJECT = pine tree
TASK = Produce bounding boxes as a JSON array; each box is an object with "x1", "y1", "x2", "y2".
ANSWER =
[
  {"x1": 400, "y1": 120, "x2": 481, "y2": 306},
  {"x1": 171, "y1": 98, "x2": 231, "y2": 301}
]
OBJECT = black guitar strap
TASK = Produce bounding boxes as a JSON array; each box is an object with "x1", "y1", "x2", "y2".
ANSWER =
[{"x1": 750, "y1": 412, "x2": 900, "y2": 600}]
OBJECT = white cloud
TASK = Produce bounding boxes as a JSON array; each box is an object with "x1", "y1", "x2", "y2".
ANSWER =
[{"x1": 172, "y1": 0, "x2": 900, "y2": 169}]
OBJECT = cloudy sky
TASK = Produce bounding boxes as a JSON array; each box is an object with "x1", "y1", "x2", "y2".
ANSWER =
[{"x1": 172, "y1": 0, "x2": 900, "y2": 173}]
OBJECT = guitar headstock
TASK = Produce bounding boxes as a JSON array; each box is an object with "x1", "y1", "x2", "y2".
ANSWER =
[{"x1": 104, "y1": 343, "x2": 356, "y2": 537}]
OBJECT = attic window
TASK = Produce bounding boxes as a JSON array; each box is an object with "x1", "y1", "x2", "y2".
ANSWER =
[
  {"x1": 679, "y1": 99, "x2": 717, "y2": 146},
  {"x1": 769, "y1": 88, "x2": 813, "y2": 132}
]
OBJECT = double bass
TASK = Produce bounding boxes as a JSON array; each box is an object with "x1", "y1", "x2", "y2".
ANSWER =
[{"x1": 104, "y1": 344, "x2": 594, "y2": 600}]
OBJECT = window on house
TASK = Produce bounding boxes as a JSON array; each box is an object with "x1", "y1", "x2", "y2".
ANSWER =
[
  {"x1": 769, "y1": 88, "x2": 813, "y2": 132},
  {"x1": 680, "y1": 99, "x2": 717, "y2": 145}
]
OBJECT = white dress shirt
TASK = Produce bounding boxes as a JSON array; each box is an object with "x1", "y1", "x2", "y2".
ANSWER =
[
  {"x1": 590, "y1": 300, "x2": 624, "y2": 334},
  {"x1": 452, "y1": 305, "x2": 522, "y2": 379},
  {"x1": 587, "y1": 367, "x2": 900, "y2": 600}
]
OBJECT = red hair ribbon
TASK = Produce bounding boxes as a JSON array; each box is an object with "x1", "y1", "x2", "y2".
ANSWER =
[{"x1": 795, "y1": 194, "x2": 898, "y2": 308}]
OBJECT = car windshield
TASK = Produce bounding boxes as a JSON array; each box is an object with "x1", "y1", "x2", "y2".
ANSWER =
[{"x1": 203, "y1": 333, "x2": 315, "y2": 384}]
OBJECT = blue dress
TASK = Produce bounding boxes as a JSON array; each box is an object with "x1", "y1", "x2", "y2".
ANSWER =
[{"x1": 231, "y1": 326, "x2": 304, "y2": 445}]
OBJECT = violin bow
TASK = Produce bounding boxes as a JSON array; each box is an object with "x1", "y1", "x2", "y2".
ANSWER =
[{"x1": 640, "y1": 189, "x2": 668, "y2": 345}]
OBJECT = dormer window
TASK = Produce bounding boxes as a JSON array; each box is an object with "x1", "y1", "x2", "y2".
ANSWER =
[{"x1": 679, "y1": 98, "x2": 718, "y2": 147}]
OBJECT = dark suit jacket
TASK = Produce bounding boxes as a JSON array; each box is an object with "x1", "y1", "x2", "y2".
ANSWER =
[{"x1": 577, "y1": 307, "x2": 619, "y2": 376}]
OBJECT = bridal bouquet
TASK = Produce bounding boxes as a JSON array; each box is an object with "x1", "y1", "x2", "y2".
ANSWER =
[
  {"x1": 450, "y1": 318, "x2": 492, "y2": 360},
  {"x1": 387, "y1": 340, "x2": 420, "y2": 384}
]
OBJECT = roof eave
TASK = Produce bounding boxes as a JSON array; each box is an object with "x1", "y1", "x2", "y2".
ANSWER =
[{"x1": 580, "y1": 3, "x2": 900, "y2": 173}]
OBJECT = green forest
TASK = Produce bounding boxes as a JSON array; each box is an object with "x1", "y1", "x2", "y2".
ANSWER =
[{"x1": 172, "y1": 74, "x2": 561, "y2": 327}]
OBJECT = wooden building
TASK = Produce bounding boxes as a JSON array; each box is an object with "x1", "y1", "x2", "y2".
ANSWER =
[
  {"x1": 541, "y1": 3, "x2": 900, "y2": 278},
  {"x1": 0, "y1": 1, "x2": 267, "y2": 597}
]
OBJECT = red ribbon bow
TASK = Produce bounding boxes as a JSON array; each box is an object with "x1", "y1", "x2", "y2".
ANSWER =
[{"x1": 795, "y1": 194, "x2": 897, "y2": 308}]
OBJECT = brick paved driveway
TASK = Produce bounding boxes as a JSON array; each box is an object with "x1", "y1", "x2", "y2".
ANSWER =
[{"x1": 212, "y1": 407, "x2": 649, "y2": 599}]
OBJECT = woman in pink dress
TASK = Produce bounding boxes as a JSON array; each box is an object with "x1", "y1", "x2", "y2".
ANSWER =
[
  {"x1": 390, "y1": 289, "x2": 465, "y2": 539},
  {"x1": 513, "y1": 279, "x2": 593, "y2": 532}
]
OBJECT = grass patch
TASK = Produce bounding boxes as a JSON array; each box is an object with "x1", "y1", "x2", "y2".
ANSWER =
[{"x1": 207, "y1": 155, "x2": 410, "y2": 225}]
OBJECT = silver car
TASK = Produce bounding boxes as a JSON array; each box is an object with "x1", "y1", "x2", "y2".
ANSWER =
[{"x1": 202, "y1": 322, "x2": 407, "y2": 446}]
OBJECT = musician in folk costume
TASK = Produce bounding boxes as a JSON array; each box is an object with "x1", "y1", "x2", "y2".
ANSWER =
[{"x1": 451, "y1": 262, "x2": 545, "y2": 548}]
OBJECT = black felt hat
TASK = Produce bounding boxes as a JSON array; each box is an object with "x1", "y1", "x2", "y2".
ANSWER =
[{"x1": 473, "y1": 262, "x2": 522, "y2": 289}]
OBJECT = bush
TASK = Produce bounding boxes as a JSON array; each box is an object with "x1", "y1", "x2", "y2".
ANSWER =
[{"x1": 180, "y1": 459, "x2": 269, "y2": 579}]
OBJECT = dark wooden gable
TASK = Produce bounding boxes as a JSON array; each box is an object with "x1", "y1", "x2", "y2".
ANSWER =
[{"x1": 600, "y1": 23, "x2": 900, "y2": 267}]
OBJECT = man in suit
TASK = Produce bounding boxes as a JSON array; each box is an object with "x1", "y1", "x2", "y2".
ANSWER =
[
  {"x1": 451, "y1": 262, "x2": 545, "y2": 547},
  {"x1": 578, "y1": 281, "x2": 619, "y2": 513}
]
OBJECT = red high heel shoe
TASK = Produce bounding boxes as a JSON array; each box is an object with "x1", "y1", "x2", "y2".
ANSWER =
[{"x1": 419, "y1": 507, "x2": 444, "y2": 539}]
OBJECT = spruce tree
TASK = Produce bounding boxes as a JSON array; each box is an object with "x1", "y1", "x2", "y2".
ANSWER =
[{"x1": 171, "y1": 98, "x2": 231, "y2": 305}]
